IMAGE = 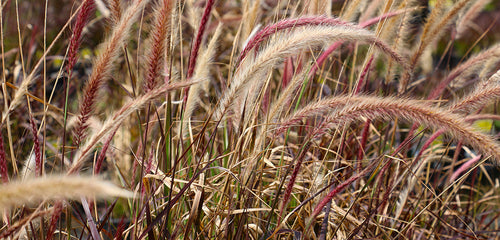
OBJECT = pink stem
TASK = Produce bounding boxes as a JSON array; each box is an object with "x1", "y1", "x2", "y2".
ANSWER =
[
  {"x1": 0, "y1": 132, "x2": 8, "y2": 183},
  {"x1": 450, "y1": 155, "x2": 482, "y2": 183}
]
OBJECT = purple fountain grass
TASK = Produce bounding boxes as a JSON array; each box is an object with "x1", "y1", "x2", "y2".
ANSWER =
[
  {"x1": 220, "y1": 24, "x2": 409, "y2": 125},
  {"x1": 428, "y1": 44, "x2": 500, "y2": 100},
  {"x1": 0, "y1": 175, "x2": 132, "y2": 209},
  {"x1": 5, "y1": 0, "x2": 500, "y2": 238},
  {"x1": 0, "y1": 133, "x2": 8, "y2": 183},
  {"x1": 449, "y1": 84, "x2": 500, "y2": 114},
  {"x1": 465, "y1": 114, "x2": 500, "y2": 123},
  {"x1": 237, "y1": 16, "x2": 353, "y2": 65},
  {"x1": 405, "y1": 0, "x2": 473, "y2": 93},
  {"x1": 73, "y1": 0, "x2": 149, "y2": 146},
  {"x1": 278, "y1": 95, "x2": 500, "y2": 164},
  {"x1": 29, "y1": 114, "x2": 42, "y2": 177},
  {"x1": 275, "y1": 95, "x2": 360, "y2": 135},
  {"x1": 319, "y1": 96, "x2": 500, "y2": 163},
  {"x1": 183, "y1": 0, "x2": 215, "y2": 103},
  {"x1": 410, "y1": 0, "x2": 471, "y2": 73},
  {"x1": 143, "y1": 0, "x2": 173, "y2": 93},
  {"x1": 456, "y1": 0, "x2": 490, "y2": 39},
  {"x1": 447, "y1": 71, "x2": 500, "y2": 113},
  {"x1": 66, "y1": 0, "x2": 95, "y2": 79},
  {"x1": 239, "y1": 10, "x2": 405, "y2": 69},
  {"x1": 46, "y1": 202, "x2": 63, "y2": 240}
]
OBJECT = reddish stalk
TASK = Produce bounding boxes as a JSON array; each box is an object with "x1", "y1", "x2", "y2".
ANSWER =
[
  {"x1": 93, "y1": 129, "x2": 118, "y2": 175},
  {"x1": 411, "y1": 129, "x2": 445, "y2": 169},
  {"x1": 279, "y1": 141, "x2": 312, "y2": 219},
  {"x1": 186, "y1": 0, "x2": 215, "y2": 79},
  {"x1": 356, "y1": 119, "x2": 371, "y2": 170},
  {"x1": 0, "y1": 132, "x2": 8, "y2": 183},
  {"x1": 354, "y1": 55, "x2": 374, "y2": 94},
  {"x1": 310, "y1": 160, "x2": 376, "y2": 219},
  {"x1": 46, "y1": 201, "x2": 63, "y2": 240},
  {"x1": 450, "y1": 155, "x2": 482, "y2": 183},
  {"x1": 73, "y1": 0, "x2": 148, "y2": 146}
]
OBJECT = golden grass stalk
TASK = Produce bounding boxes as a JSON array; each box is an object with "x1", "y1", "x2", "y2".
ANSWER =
[
  {"x1": 0, "y1": 175, "x2": 133, "y2": 211},
  {"x1": 216, "y1": 24, "x2": 409, "y2": 125}
]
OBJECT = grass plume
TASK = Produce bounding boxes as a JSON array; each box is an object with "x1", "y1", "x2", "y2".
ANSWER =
[
  {"x1": 0, "y1": 175, "x2": 132, "y2": 211},
  {"x1": 73, "y1": 0, "x2": 149, "y2": 146}
]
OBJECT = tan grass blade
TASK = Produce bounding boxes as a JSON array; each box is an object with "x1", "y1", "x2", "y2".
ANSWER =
[{"x1": 0, "y1": 175, "x2": 133, "y2": 211}]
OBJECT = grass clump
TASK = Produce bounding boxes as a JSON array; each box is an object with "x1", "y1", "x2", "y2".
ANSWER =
[{"x1": 1, "y1": 0, "x2": 500, "y2": 239}]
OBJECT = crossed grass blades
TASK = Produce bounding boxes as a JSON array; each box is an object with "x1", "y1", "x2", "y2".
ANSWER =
[{"x1": 1, "y1": 0, "x2": 500, "y2": 239}]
